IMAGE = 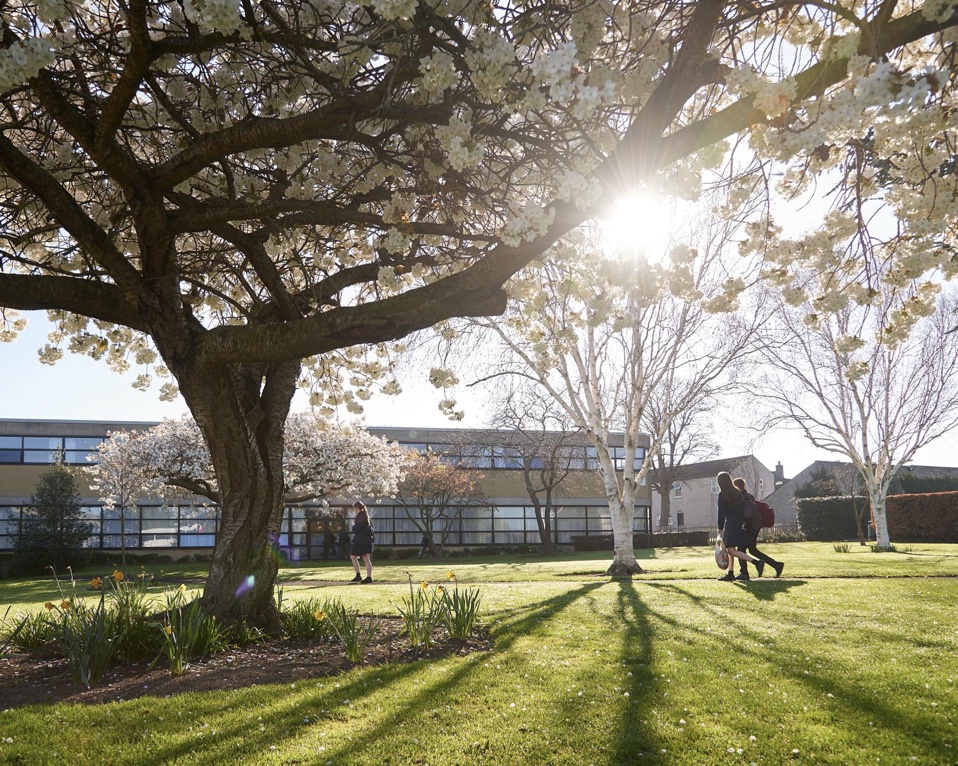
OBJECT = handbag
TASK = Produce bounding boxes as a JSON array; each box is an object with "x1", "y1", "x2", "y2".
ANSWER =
[{"x1": 714, "y1": 535, "x2": 729, "y2": 570}]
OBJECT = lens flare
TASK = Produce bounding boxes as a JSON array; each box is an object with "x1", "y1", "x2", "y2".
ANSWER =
[{"x1": 234, "y1": 574, "x2": 255, "y2": 598}]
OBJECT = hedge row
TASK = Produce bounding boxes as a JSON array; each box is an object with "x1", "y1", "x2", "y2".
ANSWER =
[
  {"x1": 886, "y1": 491, "x2": 958, "y2": 543},
  {"x1": 795, "y1": 496, "x2": 868, "y2": 541}
]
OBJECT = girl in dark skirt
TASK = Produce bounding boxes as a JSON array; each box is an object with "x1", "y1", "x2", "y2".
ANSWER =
[
  {"x1": 348, "y1": 501, "x2": 374, "y2": 584},
  {"x1": 716, "y1": 471, "x2": 765, "y2": 582}
]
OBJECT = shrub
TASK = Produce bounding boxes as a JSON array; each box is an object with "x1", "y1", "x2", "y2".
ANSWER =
[
  {"x1": 887, "y1": 492, "x2": 958, "y2": 542},
  {"x1": 796, "y1": 496, "x2": 866, "y2": 541}
]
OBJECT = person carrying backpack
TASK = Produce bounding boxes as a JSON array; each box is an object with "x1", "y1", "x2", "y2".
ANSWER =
[
  {"x1": 715, "y1": 471, "x2": 766, "y2": 582},
  {"x1": 733, "y1": 477, "x2": 784, "y2": 580}
]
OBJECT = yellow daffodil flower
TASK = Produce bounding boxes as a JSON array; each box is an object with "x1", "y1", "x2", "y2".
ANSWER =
[
  {"x1": 43, "y1": 601, "x2": 54, "y2": 610},
  {"x1": 447, "y1": 571, "x2": 456, "y2": 581},
  {"x1": 421, "y1": 580, "x2": 429, "y2": 590},
  {"x1": 90, "y1": 577, "x2": 102, "y2": 590},
  {"x1": 112, "y1": 570, "x2": 124, "y2": 582},
  {"x1": 60, "y1": 600, "x2": 70, "y2": 610},
  {"x1": 164, "y1": 625, "x2": 172, "y2": 635},
  {"x1": 178, "y1": 583, "x2": 188, "y2": 592},
  {"x1": 314, "y1": 610, "x2": 326, "y2": 621}
]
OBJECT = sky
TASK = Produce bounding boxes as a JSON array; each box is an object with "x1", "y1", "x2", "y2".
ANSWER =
[{"x1": 5, "y1": 311, "x2": 958, "y2": 477}]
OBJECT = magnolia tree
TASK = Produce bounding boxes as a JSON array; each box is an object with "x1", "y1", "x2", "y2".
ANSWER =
[
  {"x1": 752, "y1": 287, "x2": 958, "y2": 550},
  {"x1": 89, "y1": 413, "x2": 406, "y2": 615},
  {"x1": 2, "y1": 1, "x2": 958, "y2": 619}
]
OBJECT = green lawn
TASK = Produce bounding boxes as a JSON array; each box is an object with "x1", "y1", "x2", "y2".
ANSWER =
[{"x1": 2, "y1": 544, "x2": 957, "y2": 765}]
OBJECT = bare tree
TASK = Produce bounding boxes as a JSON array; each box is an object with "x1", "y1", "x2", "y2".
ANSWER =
[
  {"x1": 483, "y1": 386, "x2": 583, "y2": 554},
  {"x1": 645, "y1": 390, "x2": 720, "y2": 530},
  {"x1": 754, "y1": 289, "x2": 958, "y2": 549}
]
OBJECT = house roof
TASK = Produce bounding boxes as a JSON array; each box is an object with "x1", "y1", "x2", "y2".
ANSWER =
[{"x1": 671, "y1": 456, "x2": 755, "y2": 482}]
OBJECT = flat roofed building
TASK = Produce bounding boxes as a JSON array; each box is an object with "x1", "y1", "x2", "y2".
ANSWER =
[{"x1": 1, "y1": 419, "x2": 651, "y2": 560}]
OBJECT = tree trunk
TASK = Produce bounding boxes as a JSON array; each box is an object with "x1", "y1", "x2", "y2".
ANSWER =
[
  {"x1": 604, "y1": 499, "x2": 643, "y2": 577},
  {"x1": 657, "y1": 491, "x2": 671, "y2": 530},
  {"x1": 869, "y1": 494, "x2": 892, "y2": 550},
  {"x1": 530, "y1": 494, "x2": 553, "y2": 555},
  {"x1": 177, "y1": 361, "x2": 299, "y2": 630}
]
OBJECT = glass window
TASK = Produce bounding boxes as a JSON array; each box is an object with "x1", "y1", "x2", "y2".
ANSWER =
[
  {"x1": 65, "y1": 450, "x2": 97, "y2": 464},
  {"x1": 0, "y1": 449, "x2": 20, "y2": 463},
  {"x1": 672, "y1": 483, "x2": 682, "y2": 498},
  {"x1": 0, "y1": 536, "x2": 13, "y2": 550},
  {"x1": 141, "y1": 506, "x2": 176, "y2": 521},
  {"x1": 394, "y1": 532, "x2": 419, "y2": 545},
  {"x1": 676, "y1": 512, "x2": 685, "y2": 528},
  {"x1": 181, "y1": 506, "x2": 219, "y2": 520},
  {"x1": 557, "y1": 516, "x2": 586, "y2": 532},
  {"x1": 64, "y1": 437, "x2": 103, "y2": 450},
  {"x1": 23, "y1": 437, "x2": 62, "y2": 449},
  {"x1": 710, "y1": 479, "x2": 719, "y2": 495},
  {"x1": 585, "y1": 447, "x2": 600, "y2": 470},
  {"x1": 23, "y1": 450, "x2": 58, "y2": 463},
  {"x1": 180, "y1": 534, "x2": 216, "y2": 547},
  {"x1": 493, "y1": 448, "x2": 523, "y2": 469},
  {"x1": 0, "y1": 436, "x2": 21, "y2": 448},
  {"x1": 103, "y1": 518, "x2": 141, "y2": 535},
  {"x1": 590, "y1": 515, "x2": 612, "y2": 532},
  {"x1": 102, "y1": 534, "x2": 141, "y2": 549},
  {"x1": 142, "y1": 533, "x2": 177, "y2": 547},
  {"x1": 142, "y1": 518, "x2": 178, "y2": 533}
]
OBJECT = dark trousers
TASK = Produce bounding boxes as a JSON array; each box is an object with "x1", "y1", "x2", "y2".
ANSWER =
[{"x1": 739, "y1": 530, "x2": 779, "y2": 575}]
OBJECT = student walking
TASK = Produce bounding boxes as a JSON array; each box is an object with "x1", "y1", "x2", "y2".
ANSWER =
[
  {"x1": 716, "y1": 471, "x2": 765, "y2": 582},
  {"x1": 733, "y1": 477, "x2": 784, "y2": 579},
  {"x1": 348, "y1": 501, "x2": 374, "y2": 584}
]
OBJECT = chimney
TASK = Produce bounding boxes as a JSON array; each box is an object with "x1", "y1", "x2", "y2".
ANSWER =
[{"x1": 774, "y1": 462, "x2": 785, "y2": 487}]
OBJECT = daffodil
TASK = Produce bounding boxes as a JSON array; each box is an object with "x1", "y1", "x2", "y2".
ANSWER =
[
  {"x1": 60, "y1": 600, "x2": 71, "y2": 610},
  {"x1": 178, "y1": 583, "x2": 187, "y2": 592},
  {"x1": 43, "y1": 601, "x2": 54, "y2": 610},
  {"x1": 421, "y1": 580, "x2": 429, "y2": 590},
  {"x1": 90, "y1": 577, "x2": 102, "y2": 590},
  {"x1": 447, "y1": 571, "x2": 456, "y2": 581},
  {"x1": 164, "y1": 625, "x2": 173, "y2": 635},
  {"x1": 112, "y1": 569, "x2": 124, "y2": 582},
  {"x1": 314, "y1": 609, "x2": 326, "y2": 621}
]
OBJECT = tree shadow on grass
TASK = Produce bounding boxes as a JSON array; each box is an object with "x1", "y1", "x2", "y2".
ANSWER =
[
  {"x1": 630, "y1": 581, "x2": 954, "y2": 762},
  {"x1": 132, "y1": 581, "x2": 609, "y2": 765},
  {"x1": 610, "y1": 582, "x2": 665, "y2": 764}
]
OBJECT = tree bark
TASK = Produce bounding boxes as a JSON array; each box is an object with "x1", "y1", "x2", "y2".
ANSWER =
[
  {"x1": 175, "y1": 360, "x2": 300, "y2": 630},
  {"x1": 604, "y1": 499, "x2": 643, "y2": 577},
  {"x1": 657, "y1": 491, "x2": 672, "y2": 530}
]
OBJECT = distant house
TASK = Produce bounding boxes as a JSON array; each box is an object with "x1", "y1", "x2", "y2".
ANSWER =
[
  {"x1": 761, "y1": 460, "x2": 958, "y2": 530},
  {"x1": 651, "y1": 455, "x2": 774, "y2": 532}
]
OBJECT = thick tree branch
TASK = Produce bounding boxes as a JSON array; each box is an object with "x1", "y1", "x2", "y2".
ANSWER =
[
  {"x1": 0, "y1": 135, "x2": 146, "y2": 297},
  {"x1": 0, "y1": 273, "x2": 147, "y2": 330}
]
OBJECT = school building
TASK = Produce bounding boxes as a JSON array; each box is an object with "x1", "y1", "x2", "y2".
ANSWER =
[{"x1": 0, "y1": 419, "x2": 652, "y2": 561}]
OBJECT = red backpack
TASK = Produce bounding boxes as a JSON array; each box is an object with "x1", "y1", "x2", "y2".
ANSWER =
[{"x1": 755, "y1": 500, "x2": 775, "y2": 528}]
